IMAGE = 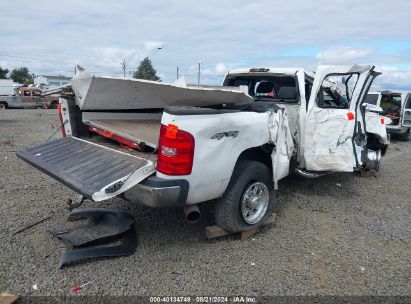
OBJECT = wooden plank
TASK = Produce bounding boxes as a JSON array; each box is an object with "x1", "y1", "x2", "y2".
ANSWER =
[
  {"x1": 264, "y1": 213, "x2": 278, "y2": 225},
  {"x1": 360, "y1": 169, "x2": 372, "y2": 178},
  {"x1": 205, "y1": 225, "x2": 229, "y2": 239},
  {"x1": 205, "y1": 213, "x2": 278, "y2": 240},
  {"x1": 0, "y1": 293, "x2": 18, "y2": 304},
  {"x1": 239, "y1": 228, "x2": 258, "y2": 240}
]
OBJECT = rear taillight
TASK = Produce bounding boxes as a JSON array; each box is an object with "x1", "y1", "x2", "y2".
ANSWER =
[
  {"x1": 156, "y1": 124, "x2": 195, "y2": 175},
  {"x1": 57, "y1": 102, "x2": 66, "y2": 137}
]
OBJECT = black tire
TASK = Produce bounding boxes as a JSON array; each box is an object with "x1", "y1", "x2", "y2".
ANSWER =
[
  {"x1": 0, "y1": 102, "x2": 8, "y2": 109},
  {"x1": 48, "y1": 100, "x2": 58, "y2": 109},
  {"x1": 214, "y1": 160, "x2": 276, "y2": 232},
  {"x1": 398, "y1": 130, "x2": 410, "y2": 141}
]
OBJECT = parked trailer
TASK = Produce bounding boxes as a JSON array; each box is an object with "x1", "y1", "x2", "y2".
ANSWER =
[{"x1": 0, "y1": 79, "x2": 15, "y2": 96}]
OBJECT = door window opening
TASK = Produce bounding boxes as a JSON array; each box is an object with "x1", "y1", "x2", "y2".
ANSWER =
[{"x1": 316, "y1": 73, "x2": 359, "y2": 109}]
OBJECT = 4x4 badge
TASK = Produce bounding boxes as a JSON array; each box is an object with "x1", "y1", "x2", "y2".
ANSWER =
[{"x1": 211, "y1": 131, "x2": 239, "y2": 140}]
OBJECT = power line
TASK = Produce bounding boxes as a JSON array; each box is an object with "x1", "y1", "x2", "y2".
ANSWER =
[
  {"x1": 0, "y1": 50, "x2": 223, "y2": 70},
  {"x1": 0, "y1": 48, "x2": 221, "y2": 68},
  {"x1": 0, "y1": 52, "x2": 119, "y2": 69},
  {"x1": 0, "y1": 51, "x2": 225, "y2": 81},
  {"x1": 0, "y1": 49, "x2": 84, "y2": 62}
]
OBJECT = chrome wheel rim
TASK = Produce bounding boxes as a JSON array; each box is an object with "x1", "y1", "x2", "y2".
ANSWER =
[{"x1": 240, "y1": 182, "x2": 269, "y2": 224}]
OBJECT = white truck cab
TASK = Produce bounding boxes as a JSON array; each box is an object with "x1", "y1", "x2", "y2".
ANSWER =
[
  {"x1": 17, "y1": 64, "x2": 390, "y2": 233},
  {"x1": 222, "y1": 66, "x2": 388, "y2": 172},
  {"x1": 365, "y1": 91, "x2": 411, "y2": 140}
]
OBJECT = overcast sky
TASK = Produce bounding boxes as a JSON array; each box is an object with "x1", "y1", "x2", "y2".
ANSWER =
[{"x1": 1, "y1": 0, "x2": 411, "y2": 89}]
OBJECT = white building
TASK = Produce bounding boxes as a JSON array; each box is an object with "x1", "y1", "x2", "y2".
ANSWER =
[{"x1": 34, "y1": 75, "x2": 72, "y2": 87}]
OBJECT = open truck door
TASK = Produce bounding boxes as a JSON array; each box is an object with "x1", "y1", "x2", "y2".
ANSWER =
[
  {"x1": 402, "y1": 94, "x2": 411, "y2": 127},
  {"x1": 304, "y1": 65, "x2": 379, "y2": 172}
]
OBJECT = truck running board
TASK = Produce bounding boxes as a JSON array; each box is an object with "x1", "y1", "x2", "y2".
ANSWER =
[
  {"x1": 294, "y1": 168, "x2": 328, "y2": 179},
  {"x1": 16, "y1": 137, "x2": 155, "y2": 201}
]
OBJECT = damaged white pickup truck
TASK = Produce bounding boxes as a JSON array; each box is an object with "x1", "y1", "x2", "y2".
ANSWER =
[{"x1": 17, "y1": 65, "x2": 389, "y2": 232}]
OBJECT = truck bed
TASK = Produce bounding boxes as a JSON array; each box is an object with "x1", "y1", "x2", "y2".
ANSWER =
[{"x1": 84, "y1": 119, "x2": 160, "y2": 149}]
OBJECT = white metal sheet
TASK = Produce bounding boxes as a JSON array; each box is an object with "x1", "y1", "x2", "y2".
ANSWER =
[{"x1": 71, "y1": 76, "x2": 253, "y2": 110}]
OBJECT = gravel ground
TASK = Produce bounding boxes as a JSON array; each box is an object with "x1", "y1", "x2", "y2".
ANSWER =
[{"x1": 0, "y1": 109, "x2": 410, "y2": 298}]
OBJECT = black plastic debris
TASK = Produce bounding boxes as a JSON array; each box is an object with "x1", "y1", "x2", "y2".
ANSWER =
[
  {"x1": 58, "y1": 224, "x2": 137, "y2": 269},
  {"x1": 49, "y1": 208, "x2": 137, "y2": 268},
  {"x1": 49, "y1": 208, "x2": 134, "y2": 246}
]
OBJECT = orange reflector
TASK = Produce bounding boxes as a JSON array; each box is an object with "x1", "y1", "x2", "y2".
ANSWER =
[
  {"x1": 165, "y1": 124, "x2": 178, "y2": 139},
  {"x1": 347, "y1": 112, "x2": 355, "y2": 120},
  {"x1": 380, "y1": 118, "x2": 385, "y2": 125},
  {"x1": 104, "y1": 130, "x2": 114, "y2": 137}
]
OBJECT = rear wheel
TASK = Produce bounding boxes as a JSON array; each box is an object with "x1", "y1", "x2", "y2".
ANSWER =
[
  {"x1": 0, "y1": 102, "x2": 8, "y2": 109},
  {"x1": 214, "y1": 160, "x2": 275, "y2": 232},
  {"x1": 363, "y1": 148, "x2": 382, "y2": 172},
  {"x1": 398, "y1": 130, "x2": 410, "y2": 141},
  {"x1": 48, "y1": 100, "x2": 58, "y2": 109}
]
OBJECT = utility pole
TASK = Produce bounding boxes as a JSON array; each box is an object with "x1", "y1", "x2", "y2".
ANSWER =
[
  {"x1": 121, "y1": 58, "x2": 126, "y2": 78},
  {"x1": 176, "y1": 66, "x2": 179, "y2": 79},
  {"x1": 197, "y1": 62, "x2": 201, "y2": 85}
]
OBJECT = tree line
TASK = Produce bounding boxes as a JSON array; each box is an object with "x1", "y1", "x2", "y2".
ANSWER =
[
  {"x1": 0, "y1": 57, "x2": 160, "y2": 84},
  {"x1": 0, "y1": 66, "x2": 35, "y2": 84}
]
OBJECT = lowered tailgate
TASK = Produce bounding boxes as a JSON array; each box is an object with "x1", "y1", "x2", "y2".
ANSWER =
[{"x1": 17, "y1": 137, "x2": 155, "y2": 201}]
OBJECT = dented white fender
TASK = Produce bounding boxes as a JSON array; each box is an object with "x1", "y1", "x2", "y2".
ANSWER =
[
  {"x1": 268, "y1": 107, "x2": 294, "y2": 189},
  {"x1": 160, "y1": 111, "x2": 275, "y2": 204},
  {"x1": 364, "y1": 108, "x2": 390, "y2": 145}
]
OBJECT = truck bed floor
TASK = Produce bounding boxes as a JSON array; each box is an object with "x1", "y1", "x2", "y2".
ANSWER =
[{"x1": 84, "y1": 119, "x2": 160, "y2": 149}]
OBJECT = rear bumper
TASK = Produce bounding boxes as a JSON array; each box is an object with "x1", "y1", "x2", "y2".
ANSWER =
[
  {"x1": 387, "y1": 126, "x2": 409, "y2": 134},
  {"x1": 123, "y1": 176, "x2": 189, "y2": 208}
]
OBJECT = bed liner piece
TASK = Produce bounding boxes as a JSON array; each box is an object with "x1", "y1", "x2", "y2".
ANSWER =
[
  {"x1": 49, "y1": 208, "x2": 134, "y2": 246},
  {"x1": 58, "y1": 226, "x2": 136, "y2": 269},
  {"x1": 51, "y1": 208, "x2": 137, "y2": 269}
]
